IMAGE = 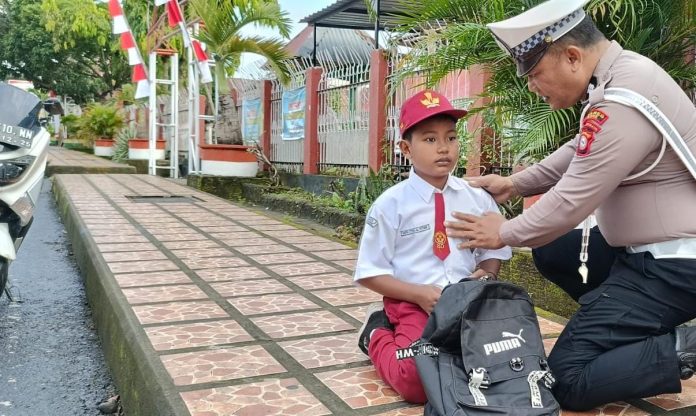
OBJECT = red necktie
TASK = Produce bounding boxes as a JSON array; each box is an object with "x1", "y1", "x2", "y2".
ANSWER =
[{"x1": 433, "y1": 192, "x2": 450, "y2": 260}]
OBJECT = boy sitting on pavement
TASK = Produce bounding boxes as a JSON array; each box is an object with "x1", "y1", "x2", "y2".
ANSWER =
[{"x1": 354, "y1": 90, "x2": 513, "y2": 404}]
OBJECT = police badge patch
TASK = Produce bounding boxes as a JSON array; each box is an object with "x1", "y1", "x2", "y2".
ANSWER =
[{"x1": 577, "y1": 108, "x2": 609, "y2": 157}]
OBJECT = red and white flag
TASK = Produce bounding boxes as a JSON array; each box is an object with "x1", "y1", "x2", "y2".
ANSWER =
[
  {"x1": 192, "y1": 40, "x2": 213, "y2": 84},
  {"x1": 132, "y1": 64, "x2": 147, "y2": 83},
  {"x1": 108, "y1": 0, "x2": 128, "y2": 34},
  {"x1": 135, "y1": 80, "x2": 151, "y2": 100},
  {"x1": 166, "y1": 0, "x2": 191, "y2": 48},
  {"x1": 154, "y1": 0, "x2": 168, "y2": 5},
  {"x1": 120, "y1": 32, "x2": 141, "y2": 65}
]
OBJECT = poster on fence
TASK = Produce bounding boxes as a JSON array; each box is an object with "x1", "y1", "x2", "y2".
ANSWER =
[
  {"x1": 241, "y1": 98, "x2": 262, "y2": 144},
  {"x1": 282, "y1": 87, "x2": 305, "y2": 141}
]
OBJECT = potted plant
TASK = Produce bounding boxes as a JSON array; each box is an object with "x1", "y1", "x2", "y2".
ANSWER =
[{"x1": 78, "y1": 103, "x2": 124, "y2": 157}]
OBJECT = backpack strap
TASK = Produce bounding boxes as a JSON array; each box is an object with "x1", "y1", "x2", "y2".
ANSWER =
[
  {"x1": 468, "y1": 368, "x2": 490, "y2": 406},
  {"x1": 395, "y1": 341, "x2": 439, "y2": 360}
]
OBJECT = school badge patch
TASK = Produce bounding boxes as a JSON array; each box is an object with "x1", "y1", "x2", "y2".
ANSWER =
[{"x1": 576, "y1": 108, "x2": 609, "y2": 157}]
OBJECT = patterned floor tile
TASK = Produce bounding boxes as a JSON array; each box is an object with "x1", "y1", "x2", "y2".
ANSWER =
[
  {"x1": 161, "y1": 240, "x2": 221, "y2": 250},
  {"x1": 89, "y1": 227, "x2": 142, "y2": 236},
  {"x1": 181, "y1": 257, "x2": 249, "y2": 270},
  {"x1": 221, "y1": 237, "x2": 277, "y2": 247},
  {"x1": 195, "y1": 266, "x2": 269, "y2": 282},
  {"x1": 132, "y1": 301, "x2": 228, "y2": 324},
  {"x1": 208, "y1": 231, "x2": 263, "y2": 241},
  {"x1": 560, "y1": 402, "x2": 648, "y2": 415},
  {"x1": 278, "y1": 333, "x2": 366, "y2": 369},
  {"x1": 169, "y1": 247, "x2": 234, "y2": 259},
  {"x1": 293, "y1": 242, "x2": 352, "y2": 251},
  {"x1": 154, "y1": 233, "x2": 209, "y2": 242},
  {"x1": 376, "y1": 407, "x2": 425, "y2": 416},
  {"x1": 211, "y1": 280, "x2": 291, "y2": 297},
  {"x1": 180, "y1": 378, "x2": 330, "y2": 416},
  {"x1": 122, "y1": 284, "x2": 208, "y2": 304},
  {"x1": 161, "y1": 345, "x2": 285, "y2": 385},
  {"x1": 229, "y1": 293, "x2": 318, "y2": 315},
  {"x1": 113, "y1": 271, "x2": 192, "y2": 288},
  {"x1": 98, "y1": 242, "x2": 159, "y2": 253},
  {"x1": 250, "y1": 252, "x2": 315, "y2": 265},
  {"x1": 316, "y1": 365, "x2": 401, "y2": 409},
  {"x1": 285, "y1": 237, "x2": 337, "y2": 245},
  {"x1": 148, "y1": 230, "x2": 198, "y2": 238},
  {"x1": 539, "y1": 316, "x2": 566, "y2": 336},
  {"x1": 262, "y1": 230, "x2": 314, "y2": 238},
  {"x1": 312, "y1": 286, "x2": 382, "y2": 307},
  {"x1": 645, "y1": 377, "x2": 696, "y2": 410},
  {"x1": 83, "y1": 220, "x2": 131, "y2": 226},
  {"x1": 236, "y1": 218, "x2": 283, "y2": 226},
  {"x1": 543, "y1": 338, "x2": 558, "y2": 356},
  {"x1": 267, "y1": 262, "x2": 339, "y2": 277},
  {"x1": 108, "y1": 259, "x2": 179, "y2": 274},
  {"x1": 332, "y1": 259, "x2": 357, "y2": 271},
  {"x1": 145, "y1": 320, "x2": 253, "y2": 351},
  {"x1": 252, "y1": 224, "x2": 297, "y2": 231},
  {"x1": 342, "y1": 305, "x2": 371, "y2": 324},
  {"x1": 286, "y1": 273, "x2": 354, "y2": 290},
  {"x1": 252, "y1": 310, "x2": 354, "y2": 339},
  {"x1": 101, "y1": 250, "x2": 168, "y2": 263},
  {"x1": 235, "y1": 244, "x2": 296, "y2": 255},
  {"x1": 315, "y1": 250, "x2": 359, "y2": 261},
  {"x1": 196, "y1": 225, "x2": 248, "y2": 233}
]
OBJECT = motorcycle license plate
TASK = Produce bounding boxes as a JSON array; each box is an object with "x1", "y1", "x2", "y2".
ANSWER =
[{"x1": 0, "y1": 123, "x2": 33, "y2": 148}]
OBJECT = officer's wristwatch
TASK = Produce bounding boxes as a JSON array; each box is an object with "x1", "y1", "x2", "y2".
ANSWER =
[{"x1": 473, "y1": 270, "x2": 498, "y2": 281}]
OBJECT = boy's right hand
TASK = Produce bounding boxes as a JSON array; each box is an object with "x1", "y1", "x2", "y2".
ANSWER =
[
  {"x1": 416, "y1": 285, "x2": 442, "y2": 315},
  {"x1": 466, "y1": 175, "x2": 517, "y2": 204}
]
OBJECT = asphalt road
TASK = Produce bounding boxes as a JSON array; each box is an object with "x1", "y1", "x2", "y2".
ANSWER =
[{"x1": 0, "y1": 178, "x2": 119, "y2": 416}]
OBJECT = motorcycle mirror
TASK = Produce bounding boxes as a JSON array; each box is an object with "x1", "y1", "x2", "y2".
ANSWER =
[{"x1": 42, "y1": 98, "x2": 64, "y2": 116}]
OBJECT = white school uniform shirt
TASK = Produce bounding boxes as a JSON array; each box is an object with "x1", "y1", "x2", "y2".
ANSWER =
[{"x1": 354, "y1": 170, "x2": 513, "y2": 288}]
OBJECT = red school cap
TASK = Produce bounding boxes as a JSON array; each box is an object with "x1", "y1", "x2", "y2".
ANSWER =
[{"x1": 399, "y1": 90, "x2": 468, "y2": 136}]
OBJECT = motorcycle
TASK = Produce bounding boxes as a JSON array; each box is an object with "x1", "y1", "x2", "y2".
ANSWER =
[{"x1": 0, "y1": 83, "x2": 51, "y2": 299}]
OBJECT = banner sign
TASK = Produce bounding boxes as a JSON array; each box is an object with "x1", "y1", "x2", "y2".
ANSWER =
[
  {"x1": 282, "y1": 87, "x2": 305, "y2": 141},
  {"x1": 241, "y1": 98, "x2": 262, "y2": 143}
]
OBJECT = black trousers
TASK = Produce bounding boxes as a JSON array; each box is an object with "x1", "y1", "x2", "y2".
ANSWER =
[
  {"x1": 532, "y1": 226, "x2": 616, "y2": 301},
  {"x1": 533, "y1": 230, "x2": 696, "y2": 410}
]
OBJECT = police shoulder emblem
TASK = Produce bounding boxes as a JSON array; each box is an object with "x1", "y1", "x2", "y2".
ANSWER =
[{"x1": 577, "y1": 108, "x2": 609, "y2": 157}]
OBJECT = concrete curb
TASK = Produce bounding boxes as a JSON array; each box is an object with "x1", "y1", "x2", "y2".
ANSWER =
[{"x1": 52, "y1": 176, "x2": 188, "y2": 416}]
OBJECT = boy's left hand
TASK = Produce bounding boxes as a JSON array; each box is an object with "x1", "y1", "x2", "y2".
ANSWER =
[{"x1": 445, "y1": 212, "x2": 506, "y2": 249}]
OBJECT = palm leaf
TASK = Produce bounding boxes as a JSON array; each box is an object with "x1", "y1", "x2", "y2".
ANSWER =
[{"x1": 388, "y1": 0, "x2": 695, "y2": 163}]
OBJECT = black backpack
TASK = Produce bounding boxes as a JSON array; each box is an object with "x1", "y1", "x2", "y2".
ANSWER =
[{"x1": 404, "y1": 279, "x2": 560, "y2": 415}]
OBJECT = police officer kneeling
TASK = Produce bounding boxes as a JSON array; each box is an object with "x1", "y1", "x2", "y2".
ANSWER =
[{"x1": 444, "y1": 0, "x2": 696, "y2": 411}]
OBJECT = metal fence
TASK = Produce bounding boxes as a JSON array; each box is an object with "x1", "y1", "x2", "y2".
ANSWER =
[{"x1": 317, "y1": 48, "x2": 371, "y2": 176}]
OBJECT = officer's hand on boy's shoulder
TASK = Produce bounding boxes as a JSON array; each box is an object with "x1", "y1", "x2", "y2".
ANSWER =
[
  {"x1": 445, "y1": 212, "x2": 506, "y2": 250},
  {"x1": 416, "y1": 285, "x2": 442, "y2": 315},
  {"x1": 466, "y1": 174, "x2": 517, "y2": 204}
]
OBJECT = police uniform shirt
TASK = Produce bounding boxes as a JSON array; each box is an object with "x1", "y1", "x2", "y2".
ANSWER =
[
  {"x1": 501, "y1": 41, "x2": 696, "y2": 248},
  {"x1": 354, "y1": 170, "x2": 512, "y2": 288}
]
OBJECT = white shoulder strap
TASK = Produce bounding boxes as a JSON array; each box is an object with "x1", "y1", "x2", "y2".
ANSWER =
[{"x1": 601, "y1": 87, "x2": 696, "y2": 181}]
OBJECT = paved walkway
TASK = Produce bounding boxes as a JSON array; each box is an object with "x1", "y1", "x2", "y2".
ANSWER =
[
  {"x1": 47, "y1": 147, "x2": 136, "y2": 176},
  {"x1": 50, "y1": 171, "x2": 696, "y2": 416}
]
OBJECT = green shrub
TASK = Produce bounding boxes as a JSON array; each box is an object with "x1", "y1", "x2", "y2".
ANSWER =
[
  {"x1": 77, "y1": 103, "x2": 125, "y2": 144},
  {"x1": 61, "y1": 114, "x2": 81, "y2": 136}
]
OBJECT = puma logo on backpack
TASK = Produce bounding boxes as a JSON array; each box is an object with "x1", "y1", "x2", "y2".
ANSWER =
[{"x1": 404, "y1": 279, "x2": 560, "y2": 415}]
